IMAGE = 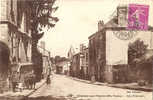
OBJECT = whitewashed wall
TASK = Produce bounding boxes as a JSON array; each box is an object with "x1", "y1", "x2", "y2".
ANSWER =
[{"x1": 106, "y1": 30, "x2": 153, "y2": 65}]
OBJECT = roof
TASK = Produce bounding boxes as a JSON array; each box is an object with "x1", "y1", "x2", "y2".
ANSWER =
[
  {"x1": 104, "y1": 17, "x2": 118, "y2": 28},
  {"x1": 89, "y1": 14, "x2": 153, "y2": 39},
  {"x1": 56, "y1": 61, "x2": 69, "y2": 66},
  {"x1": 88, "y1": 17, "x2": 118, "y2": 39},
  {"x1": 67, "y1": 45, "x2": 75, "y2": 58},
  {"x1": 17, "y1": 62, "x2": 33, "y2": 71},
  {"x1": 18, "y1": 62, "x2": 33, "y2": 66},
  {"x1": 73, "y1": 52, "x2": 80, "y2": 57}
]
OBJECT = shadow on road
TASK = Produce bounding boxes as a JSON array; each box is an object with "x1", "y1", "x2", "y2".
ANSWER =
[
  {"x1": 23, "y1": 96, "x2": 67, "y2": 100},
  {"x1": 0, "y1": 96, "x2": 25, "y2": 100},
  {"x1": 0, "y1": 96, "x2": 68, "y2": 100}
]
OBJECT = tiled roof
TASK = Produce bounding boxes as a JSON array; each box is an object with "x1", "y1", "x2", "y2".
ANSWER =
[
  {"x1": 104, "y1": 17, "x2": 118, "y2": 28},
  {"x1": 89, "y1": 16, "x2": 153, "y2": 39}
]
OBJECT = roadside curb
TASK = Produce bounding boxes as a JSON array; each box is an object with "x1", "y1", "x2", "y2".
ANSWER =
[
  {"x1": 69, "y1": 76, "x2": 153, "y2": 92},
  {"x1": 20, "y1": 80, "x2": 46, "y2": 100},
  {"x1": 68, "y1": 76, "x2": 107, "y2": 86},
  {"x1": 0, "y1": 80, "x2": 46, "y2": 100},
  {"x1": 26, "y1": 80, "x2": 46, "y2": 97},
  {"x1": 108, "y1": 85, "x2": 153, "y2": 92}
]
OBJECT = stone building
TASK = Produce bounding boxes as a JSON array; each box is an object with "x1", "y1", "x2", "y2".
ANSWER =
[
  {"x1": 88, "y1": 23, "x2": 106, "y2": 82},
  {"x1": 88, "y1": 5, "x2": 153, "y2": 83},
  {"x1": 67, "y1": 45, "x2": 75, "y2": 61},
  {"x1": 56, "y1": 60, "x2": 70, "y2": 75},
  {"x1": 69, "y1": 44, "x2": 89, "y2": 79},
  {"x1": 80, "y1": 44, "x2": 89, "y2": 79},
  {"x1": 68, "y1": 46, "x2": 76, "y2": 76},
  {"x1": 71, "y1": 53, "x2": 80, "y2": 77},
  {"x1": 38, "y1": 41, "x2": 51, "y2": 78},
  {"x1": 0, "y1": 0, "x2": 32, "y2": 92}
]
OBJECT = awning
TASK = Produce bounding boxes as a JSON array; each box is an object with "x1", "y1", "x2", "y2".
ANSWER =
[
  {"x1": 17, "y1": 62, "x2": 33, "y2": 72},
  {"x1": 18, "y1": 62, "x2": 33, "y2": 66}
]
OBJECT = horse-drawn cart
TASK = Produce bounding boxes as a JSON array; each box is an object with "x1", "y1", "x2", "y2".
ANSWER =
[{"x1": 10, "y1": 63, "x2": 36, "y2": 91}]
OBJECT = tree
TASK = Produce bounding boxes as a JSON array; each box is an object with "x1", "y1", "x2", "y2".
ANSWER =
[
  {"x1": 128, "y1": 39, "x2": 148, "y2": 65},
  {"x1": 54, "y1": 56, "x2": 68, "y2": 64},
  {"x1": 28, "y1": 0, "x2": 59, "y2": 81}
]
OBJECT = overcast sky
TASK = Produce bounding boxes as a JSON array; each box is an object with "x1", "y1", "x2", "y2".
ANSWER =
[{"x1": 40, "y1": 0, "x2": 153, "y2": 57}]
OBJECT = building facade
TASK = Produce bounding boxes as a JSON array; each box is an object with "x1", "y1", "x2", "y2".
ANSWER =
[
  {"x1": 88, "y1": 26, "x2": 106, "y2": 82},
  {"x1": 88, "y1": 5, "x2": 153, "y2": 83},
  {"x1": 80, "y1": 44, "x2": 89, "y2": 79},
  {"x1": 0, "y1": 0, "x2": 32, "y2": 63},
  {"x1": 0, "y1": 0, "x2": 32, "y2": 91},
  {"x1": 38, "y1": 41, "x2": 51, "y2": 78},
  {"x1": 56, "y1": 60, "x2": 70, "y2": 75},
  {"x1": 71, "y1": 53, "x2": 80, "y2": 77}
]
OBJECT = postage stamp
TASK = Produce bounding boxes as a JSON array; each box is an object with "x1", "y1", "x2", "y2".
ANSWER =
[{"x1": 127, "y1": 4, "x2": 149, "y2": 30}]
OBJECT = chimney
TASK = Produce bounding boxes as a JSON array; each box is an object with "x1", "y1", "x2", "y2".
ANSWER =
[
  {"x1": 98, "y1": 20, "x2": 104, "y2": 31},
  {"x1": 117, "y1": 6, "x2": 128, "y2": 27}
]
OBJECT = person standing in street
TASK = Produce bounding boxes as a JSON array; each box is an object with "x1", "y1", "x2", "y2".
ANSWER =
[
  {"x1": 46, "y1": 75, "x2": 50, "y2": 85},
  {"x1": 11, "y1": 71, "x2": 19, "y2": 92}
]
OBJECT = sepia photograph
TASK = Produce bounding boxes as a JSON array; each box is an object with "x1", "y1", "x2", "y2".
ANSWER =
[{"x1": 0, "y1": 0, "x2": 153, "y2": 100}]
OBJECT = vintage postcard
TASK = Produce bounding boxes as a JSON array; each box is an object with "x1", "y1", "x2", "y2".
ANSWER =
[{"x1": 0, "y1": 0, "x2": 152, "y2": 100}]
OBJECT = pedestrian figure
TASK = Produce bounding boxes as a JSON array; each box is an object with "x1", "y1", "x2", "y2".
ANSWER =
[
  {"x1": 12, "y1": 81, "x2": 17, "y2": 92},
  {"x1": 91, "y1": 75, "x2": 95, "y2": 83},
  {"x1": 46, "y1": 75, "x2": 50, "y2": 85},
  {"x1": 11, "y1": 72, "x2": 19, "y2": 92},
  {"x1": 28, "y1": 73, "x2": 36, "y2": 89},
  {"x1": 31, "y1": 74, "x2": 36, "y2": 89},
  {"x1": 24, "y1": 75, "x2": 30, "y2": 89}
]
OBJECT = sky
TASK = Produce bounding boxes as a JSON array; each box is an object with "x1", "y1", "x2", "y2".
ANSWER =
[{"x1": 39, "y1": 0, "x2": 153, "y2": 57}]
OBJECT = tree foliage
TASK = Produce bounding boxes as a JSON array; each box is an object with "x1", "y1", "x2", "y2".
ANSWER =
[
  {"x1": 28, "y1": 0, "x2": 59, "y2": 40},
  {"x1": 30, "y1": 0, "x2": 59, "y2": 27},
  {"x1": 128, "y1": 39, "x2": 148, "y2": 65},
  {"x1": 54, "y1": 56, "x2": 68, "y2": 64},
  {"x1": 27, "y1": 0, "x2": 59, "y2": 81}
]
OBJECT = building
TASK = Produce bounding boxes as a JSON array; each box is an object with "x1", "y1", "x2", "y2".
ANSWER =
[
  {"x1": 68, "y1": 44, "x2": 89, "y2": 79},
  {"x1": 0, "y1": 0, "x2": 32, "y2": 91},
  {"x1": 88, "y1": 23, "x2": 106, "y2": 82},
  {"x1": 67, "y1": 45, "x2": 75, "y2": 61},
  {"x1": 71, "y1": 53, "x2": 80, "y2": 77},
  {"x1": 80, "y1": 44, "x2": 89, "y2": 79},
  {"x1": 56, "y1": 60, "x2": 70, "y2": 75},
  {"x1": 38, "y1": 41, "x2": 51, "y2": 78},
  {"x1": 88, "y1": 5, "x2": 153, "y2": 83}
]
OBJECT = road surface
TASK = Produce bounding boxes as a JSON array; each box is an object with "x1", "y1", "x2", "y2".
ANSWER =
[{"x1": 26, "y1": 74, "x2": 152, "y2": 100}]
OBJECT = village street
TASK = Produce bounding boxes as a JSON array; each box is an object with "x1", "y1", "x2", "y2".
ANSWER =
[{"x1": 26, "y1": 74, "x2": 152, "y2": 100}]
